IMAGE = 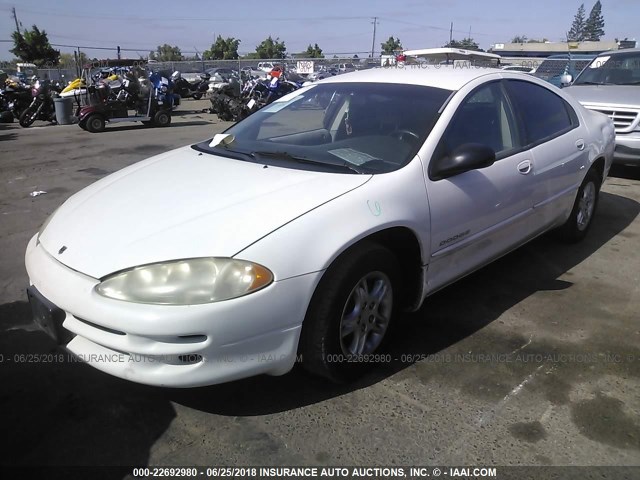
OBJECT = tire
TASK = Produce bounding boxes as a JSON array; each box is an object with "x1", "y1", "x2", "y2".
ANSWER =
[
  {"x1": 153, "y1": 110, "x2": 171, "y2": 127},
  {"x1": 78, "y1": 120, "x2": 87, "y2": 131},
  {"x1": 19, "y1": 105, "x2": 38, "y2": 128},
  {"x1": 192, "y1": 92, "x2": 203, "y2": 100},
  {"x1": 84, "y1": 114, "x2": 105, "y2": 133},
  {"x1": 299, "y1": 243, "x2": 401, "y2": 382},
  {"x1": 556, "y1": 168, "x2": 600, "y2": 243}
]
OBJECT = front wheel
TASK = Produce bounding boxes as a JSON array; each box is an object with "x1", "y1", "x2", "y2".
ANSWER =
[
  {"x1": 84, "y1": 114, "x2": 105, "y2": 133},
  {"x1": 19, "y1": 105, "x2": 38, "y2": 128},
  {"x1": 556, "y1": 168, "x2": 600, "y2": 243},
  {"x1": 299, "y1": 243, "x2": 401, "y2": 382},
  {"x1": 192, "y1": 92, "x2": 203, "y2": 100}
]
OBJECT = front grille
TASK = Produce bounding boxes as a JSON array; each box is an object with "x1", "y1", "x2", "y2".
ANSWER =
[{"x1": 585, "y1": 106, "x2": 639, "y2": 132}]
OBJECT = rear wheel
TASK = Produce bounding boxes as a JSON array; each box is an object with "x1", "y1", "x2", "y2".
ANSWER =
[
  {"x1": 556, "y1": 168, "x2": 600, "y2": 243},
  {"x1": 153, "y1": 110, "x2": 171, "y2": 127},
  {"x1": 299, "y1": 243, "x2": 401, "y2": 382},
  {"x1": 84, "y1": 114, "x2": 105, "y2": 133},
  {"x1": 19, "y1": 105, "x2": 38, "y2": 128}
]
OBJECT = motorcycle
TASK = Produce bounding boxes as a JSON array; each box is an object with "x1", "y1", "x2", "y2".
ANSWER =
[
  {"x1": 172, "y1": 72, "x2": 210, "y2": 100},
  {"x1": 209, "y1": 77, "x2": 244, "y2": 121},
  {"x1": 19, "y1": 78, "x2": 61, "y2": 128},
  {"x1": 210, "y1": 70, "x2": 299, "y2": 122},
  {"x1": 1, "y1": 79, "x2": 32, "y2": 120}
]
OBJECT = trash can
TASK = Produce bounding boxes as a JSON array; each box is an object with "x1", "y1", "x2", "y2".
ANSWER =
[{"x1": 53, "y1": 96, "x2": 75, "y2": 125}]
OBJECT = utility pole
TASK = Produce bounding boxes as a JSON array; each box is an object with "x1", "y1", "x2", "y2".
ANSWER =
[
  {"x1": 371, "y1": 17, "x2": 379, "y2": 58},
  {"x1": 449, "y1": 22, "x2": 453, "y2": 44},
  {"x1": 11, "y1": 7, "x2": 21, "y2": 32}
]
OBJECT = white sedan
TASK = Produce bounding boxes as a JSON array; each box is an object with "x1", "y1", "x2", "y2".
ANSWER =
[{"x1": 25, "y1": 68, "x2": 615, "y2": 387}]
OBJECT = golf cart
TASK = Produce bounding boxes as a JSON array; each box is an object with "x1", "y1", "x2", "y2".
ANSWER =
[{"x1": 77, "y1": 62, "x2": 175, "y2": 132}]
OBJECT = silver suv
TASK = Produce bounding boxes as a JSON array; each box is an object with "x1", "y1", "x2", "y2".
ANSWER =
[{"x1": 564, "y1": 48, "x2": 640, "y2": 166}]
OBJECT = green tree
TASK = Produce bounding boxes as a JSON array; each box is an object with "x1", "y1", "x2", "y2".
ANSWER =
[
  {"x1": 255, "y1": 36, "x2": 287, "y2": 59},
  {"x1": 567, "y1": 3, "x2": 587, "y2": 41},
  {"x1": 203, "y1": 35, "x2": 241, "y2": 60},
  {"x1": 381, "y1": 36, "x2": 402, "y2": 54},
  {"x1": 149, "y1": 44, "x2": 183, "y2": 62},
  {"x1": 584, "y1": 0, "x2": 605, "y2": 41},
  {"x1": 303, "y1": 43, "x2": 323, "y2": 58},
  {"x1": 527, "y1": 37, "x2": 549, "y2": 43},
  {"x1": 511, "y1": 35, "x2": 528, "y2": 43},
  {"x1": 444, "y1": 38, "x2": 481, "y2": 51},
  {"x1": 10, "y1": 25, "x2": 60, "y2": 67}
]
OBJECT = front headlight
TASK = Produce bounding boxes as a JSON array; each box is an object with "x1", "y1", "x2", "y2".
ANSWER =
[{"x1": 96, "y1": 258, "x2": 273, "y2": 305}]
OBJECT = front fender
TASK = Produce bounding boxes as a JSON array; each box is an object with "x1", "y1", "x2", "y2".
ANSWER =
[
  {"x1": 235, "y1": 156, "x2": 431, "y2": 282},
  {"x1": 78, "y1": 105, "x2": 100, "y2": 121}
]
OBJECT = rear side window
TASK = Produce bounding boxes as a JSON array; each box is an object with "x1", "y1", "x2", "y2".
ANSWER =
[{"x1": 505, "y1": 80, "x2": 576, "y2": 145}]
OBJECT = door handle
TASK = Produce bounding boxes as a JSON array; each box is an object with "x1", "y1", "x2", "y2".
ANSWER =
[
  {"x1": 517, "y1": 160, "x2": 532, "y2": 174},
  {"x1": 575, "y1": 139, "x2": 585, "y2": 151}
]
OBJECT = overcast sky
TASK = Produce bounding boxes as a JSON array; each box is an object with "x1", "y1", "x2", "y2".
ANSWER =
[{"x1": 1, "y1": 0, "x2": 638, "y2": 61}]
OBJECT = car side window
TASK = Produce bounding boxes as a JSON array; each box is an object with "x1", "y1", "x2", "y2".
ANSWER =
[
  {"x1": 438, "y1": 81, "x2": 520, "y2": 158},
  {"x1": 505, "y1": 80, "x2": 576, "y2": 145}
]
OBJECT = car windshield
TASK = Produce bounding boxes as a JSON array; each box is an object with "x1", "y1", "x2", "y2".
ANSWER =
[
  {"x1": 534, "y1": 57, "x2": 592, "y2": 78},
  {"x1": 573, "y1": 51, "x2": 640, "y2": 85},
  {"x1": 196, "y1": 82, "x2": 452, "y2": 174}
]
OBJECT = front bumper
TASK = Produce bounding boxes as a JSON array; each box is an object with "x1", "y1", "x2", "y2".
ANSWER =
[
  {"x1": 25, "y1": 235, "x2": 320, "y2": 387},
  {"x1": 613, "y1": 132, "x2": 640, "y2": 165}
]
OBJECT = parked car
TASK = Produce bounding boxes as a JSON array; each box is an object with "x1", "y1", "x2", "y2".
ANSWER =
[
  {"x1": 257, "y1": 62, "x2": 278, "y2": 73},
  {"x1": 564, "y1": 47, "x2": 640, "y2": 166},
  {"x1": 335, "y1": 63, "x2": 356, "y2": 73},
  {"x1": 26, "y1": 68, "x2": 614, "y2": 387},
  {"x1": 532, "y1": 54, "x2": 594, "y2": 87}
]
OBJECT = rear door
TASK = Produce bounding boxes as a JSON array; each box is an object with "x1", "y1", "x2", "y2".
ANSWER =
[{"x1": 504, "y1": 79, "x2": 589, "y2": 229}]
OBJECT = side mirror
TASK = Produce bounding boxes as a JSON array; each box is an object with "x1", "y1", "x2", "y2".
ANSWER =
[
  {"x1": 431, "y1": 143, "x2": 496, "y2": 180},
  {"x1": 560, "y1": 73, "x2": 573, "y2": 87}
]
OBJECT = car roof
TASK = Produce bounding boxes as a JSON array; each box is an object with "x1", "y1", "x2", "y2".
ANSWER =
[{"x1": 320, "y1": 66, "x2": 504, "y2": 91}]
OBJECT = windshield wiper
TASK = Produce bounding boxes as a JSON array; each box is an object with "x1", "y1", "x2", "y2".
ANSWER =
[{"x1": 251, "y1": 150, "x2": 365, "y2": 174}]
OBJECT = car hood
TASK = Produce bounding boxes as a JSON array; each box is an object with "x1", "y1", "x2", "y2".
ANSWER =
[
  {"x1": 564, "y1": 84, "x2": 640, "y2": 109},
  {"x1": 39, "y1": 145, "x2": 370, "y2": 279}
]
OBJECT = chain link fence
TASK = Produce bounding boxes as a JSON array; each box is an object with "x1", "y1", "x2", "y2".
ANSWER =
[{"x1": 2, "y1": 57, "x2": 370, "y2": 83}]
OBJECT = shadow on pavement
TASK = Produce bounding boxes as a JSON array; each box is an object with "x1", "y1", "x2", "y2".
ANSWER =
[
  {"x1": 0, "y1": 301, "x2": 176, "y2": 468},
  {"x1": 89, "y1": 120, "x2": 214, "y2": 133},
  {"x1": 609, "y1": 164, "x2": 640, "y2": 181}
]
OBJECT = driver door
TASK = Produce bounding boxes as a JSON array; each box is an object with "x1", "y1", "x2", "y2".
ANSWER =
[{"x1": 424, "y1": 81, "x2": 538, "y2": 294}]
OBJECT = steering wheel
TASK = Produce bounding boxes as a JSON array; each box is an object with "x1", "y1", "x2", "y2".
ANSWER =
[{"x1": 389, "y1": 129, "x2": 420, "y2": 144}]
